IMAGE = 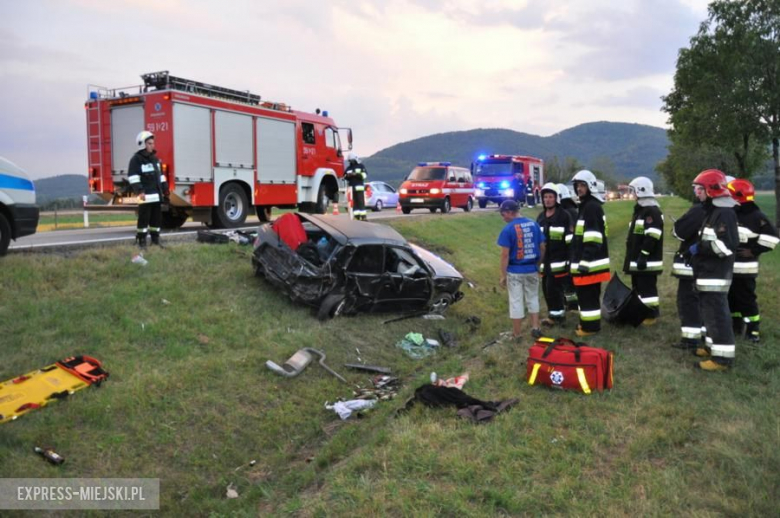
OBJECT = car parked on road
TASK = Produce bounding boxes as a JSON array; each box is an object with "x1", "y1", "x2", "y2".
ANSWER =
[
  {"x1": 252, "y1": 213, "x2": 464, "y2": 319},
  {"x1": 0, "y1": 156, "x2": 39, "y2": 256},
  {"x1": 398, "y1": 162, "x2": 475, "y2": 214},
  {"x1": 365, "y1": 181, "x2": 399, "y2": 211}
]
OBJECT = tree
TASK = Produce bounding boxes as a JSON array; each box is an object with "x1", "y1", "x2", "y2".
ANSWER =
[{"x1": 662, "y1": 0, "x2": 780, "y2": 226}]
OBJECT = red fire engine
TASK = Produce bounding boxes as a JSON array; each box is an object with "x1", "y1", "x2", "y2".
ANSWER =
[
  {"x1": 85, "y1": 71, "x2": 352, "y2": 228},
  {"x1": 471, "y1": 154, "x2": 544, "y2": 208}
]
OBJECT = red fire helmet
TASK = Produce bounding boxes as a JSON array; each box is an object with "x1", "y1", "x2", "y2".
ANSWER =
[
  {"x1": 692, "y1": 169, "x2": 730, "y2": 198},
  {"x1": 726, "y1": 178, "x2": 755, "y2": 204}
]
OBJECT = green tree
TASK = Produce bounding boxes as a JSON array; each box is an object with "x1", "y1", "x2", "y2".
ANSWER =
[{"x1": 663, "y1": 0, "x2": 780, "y2": 226}]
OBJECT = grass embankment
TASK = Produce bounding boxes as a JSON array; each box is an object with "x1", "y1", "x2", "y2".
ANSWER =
[{"x1": 1, "y1": 195, "x2": 778, "y2": 516}]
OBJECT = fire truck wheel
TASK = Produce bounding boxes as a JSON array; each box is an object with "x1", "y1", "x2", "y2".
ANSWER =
[
  {"x1": 161, "y1": 209, "x2": 189, "y2": 229},
  {"x1": 214, "y1": 183, "x2": 249, "y2": 228},
  {"x1": 314, "y1": 184, "x2": 330, "y2": 214},
  {"x1": 442, "y1": 197, "x2": 451, "y2": 213},
  {"x1": 463, "y1": 198, "x2": 473, "y2": 212},
  {"x1": 0, "y1": 213, "x2": 10, "y2": 256},
  {"x1": 429, "y1": 208, "x2": 437, "y2": 214},
  {"x1": 478, "y1": 199, "x2": 488, "y2": 209},
  {"x1": 402, "y1": 207, "x2": 411, "y2": 214},
  {"x1": 256, "y1": 206, "x2": 272, "y2": 223}
]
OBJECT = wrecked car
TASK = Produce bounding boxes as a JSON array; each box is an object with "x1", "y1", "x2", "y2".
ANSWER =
[{"x1": 252, "y1": 213, "x2": 464, "y2": 319}]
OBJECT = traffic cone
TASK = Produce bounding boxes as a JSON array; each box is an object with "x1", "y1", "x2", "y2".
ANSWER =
[
  {"x1": 396, "y1": 202, "x2": 402, "y2": 214},
  {"x1": 332, "y1": 201, "x2": 340, "y2": 216}
]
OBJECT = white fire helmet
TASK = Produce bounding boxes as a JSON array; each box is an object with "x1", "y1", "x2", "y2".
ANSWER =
[
  {"x1": 136, "y1": 131, "x2": 154, "y2": 150},
  {"x1": 629, "y1": 176, "x2": 655, "y2": 198},
  {"x1": 572, "y1": 170, "x2": 602, "y2": 201},
  {"x1": 347, "y1": 152, "x2": 359, "y2": 162},
  {"x1": 540, "y1": 182, "x2": 561, "y2": 205},
  {"x1": 557, "y1": 183, "x2": 575, "y2": 202}
]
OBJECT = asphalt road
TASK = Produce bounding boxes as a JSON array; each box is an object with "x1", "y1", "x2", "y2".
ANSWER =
[{"x1": 8, "y1": 207, "x2": 497, "y2": 253}]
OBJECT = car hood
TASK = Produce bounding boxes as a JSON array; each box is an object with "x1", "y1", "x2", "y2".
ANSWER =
[{"x1": 410, "y1": 244, "x2": 462, "y2": 279}]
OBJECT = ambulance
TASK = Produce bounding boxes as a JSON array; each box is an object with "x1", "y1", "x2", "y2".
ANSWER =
[
  {"x1": 398, "y1": 162, "x2": 475, "y2": 214},
  {"x1": 0, "y1": 156, "x2": 39, "y2": 255}
]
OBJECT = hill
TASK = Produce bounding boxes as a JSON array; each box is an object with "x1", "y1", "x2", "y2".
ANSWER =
[
  {"x1": 34, "y1": 174, "x2": 88, "y2": 204},
  {"x1": 363, "y1": 122, "x2": 670, "y2": 186}
]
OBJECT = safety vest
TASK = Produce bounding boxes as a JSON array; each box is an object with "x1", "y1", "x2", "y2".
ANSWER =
[
  {"x1": 691, "y1": 201, "x2": 738, "y2": 292},
  {"x1": 623, "y1": 203, "x2": 664, "y2": 275},
  {"x1": 569, "y1": 194, "x2": 610, "y2": 285},
  {"x1": 733, "y1": 202, "x2": 779, "y2": 277},
  {"x1": 537, "y1": 206, "x2": 572, "y2": 275}
]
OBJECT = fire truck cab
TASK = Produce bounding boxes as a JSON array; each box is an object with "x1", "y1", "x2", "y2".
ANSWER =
[
  {"x1": 85, "y1": 71, "x2": 352, "y2": 228},
  {"x1": 471, "y1": 154, "x2": 544, "y2": 208},
  {"x1": 398, "y1": 162, "x2": 475, "y2": 214}
]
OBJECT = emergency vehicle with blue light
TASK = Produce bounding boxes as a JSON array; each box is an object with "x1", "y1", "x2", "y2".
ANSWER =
[
  {"x1": 85, "y1": 71, "x2": 353, "y2": 228},
  {"x1": 398, "y1": 162, "x2": 475, "y2": 214},
  {"x1": 471, "y1": 154, "x2": 544, "y2": 208}
]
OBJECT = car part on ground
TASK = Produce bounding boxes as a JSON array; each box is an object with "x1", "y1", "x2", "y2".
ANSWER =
[{"x1": 265, "y1": 347, "x2": 347, "y2": 383}]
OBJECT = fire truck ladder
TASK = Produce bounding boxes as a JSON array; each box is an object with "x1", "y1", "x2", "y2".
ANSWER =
[
  {"x1": 86, "y1": 86, "x2": 107, "y2": 194},
  {"x1": 141, "y1": 71, "x2": 261, "y2": 105}
]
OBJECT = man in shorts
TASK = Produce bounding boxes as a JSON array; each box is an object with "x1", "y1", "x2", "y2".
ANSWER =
[{"x1": 498, "y1": 200, "x2": 546, "y2": 339}]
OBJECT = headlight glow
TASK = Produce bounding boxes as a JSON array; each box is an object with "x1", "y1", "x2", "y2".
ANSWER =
[
  {"x1": 400, "y1": 188, "x2": 408, "y2": 194},
  {"x1": 500, "y1": 181, "x2": 510, "y2": 189}
]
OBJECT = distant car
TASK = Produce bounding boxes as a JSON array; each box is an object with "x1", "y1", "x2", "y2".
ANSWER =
[
  {"x1": 365, "y1": 181, "x2": 399, "y2": 211},
  {"x1": 252, "y1": 213, "x2": 463, "y2": 319}
]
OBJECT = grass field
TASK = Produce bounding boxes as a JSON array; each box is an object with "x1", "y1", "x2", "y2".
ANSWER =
[{"x1": 1, "y1": 195, "x2": 778, "y2": 516}]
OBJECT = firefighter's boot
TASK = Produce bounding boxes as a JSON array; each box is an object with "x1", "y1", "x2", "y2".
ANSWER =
[
  {"x1": 671, "y1": 339, "x2": 698, "y2": 351},
  {"x1": 575, "y1": 325, "x2": 597, "y2": 337},
  {"x1": 731, "y1": 317, "x2": 744, "y2": 337},
  {"x1": 641, "y1": 318, "x2": 657, "y2": 327},
  {"x1": 696, "y1": 359, "x2": 731, "y2": 372},
  {"x1": 135, "y1": 233, "x2": 148, "y2": 249},
  {"x1": 745, "y1": 321, "x2": 760, "y2": 343},
  {"x1": 151, "y1": 233, "x2": 164, "y2": 248}
]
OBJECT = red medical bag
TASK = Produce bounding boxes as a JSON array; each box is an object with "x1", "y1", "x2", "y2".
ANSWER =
[{"x1": 526, "y1": 337, "x2": 613, "y2": 394}]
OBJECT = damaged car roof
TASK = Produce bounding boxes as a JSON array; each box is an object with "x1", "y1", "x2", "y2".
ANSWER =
[{"x1": 300, "y1": 213, "x2": 407, "y2": 246}]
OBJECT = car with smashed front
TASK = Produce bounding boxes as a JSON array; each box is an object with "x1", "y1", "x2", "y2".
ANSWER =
[{"x1": 252, "y1": 213, "x2": 463, "y2": 319}]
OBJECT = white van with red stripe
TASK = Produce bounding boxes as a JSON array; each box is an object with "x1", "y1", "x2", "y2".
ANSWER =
[{"x1": 398, "y1": 162, "x2": 474, "y2": 214}]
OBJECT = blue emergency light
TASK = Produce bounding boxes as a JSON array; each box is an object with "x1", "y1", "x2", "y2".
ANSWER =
[
  {"x1": 477, "y1": 182, "x2": 487, "y2": 189},
  {"x1": 500, "y1": 181, "x2": 510, "y2": 189},
  {"x1": 478, "y1": 154, "x2": 486, "y2": 161}
]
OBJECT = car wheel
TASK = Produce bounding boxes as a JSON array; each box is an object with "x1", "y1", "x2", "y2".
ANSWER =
[
  {"x1": 478, "y1": 199, "x2": 487, "y2": 209},
  {"x1": 442, "y1": 198, "x2": 451, "y2": 213},
  {"x1": 464, "y1": 198, "x2": 473, "y2": 212},
  {"x1": 252, "y1": 259, "x2": 265, "y2": 278},
  {"x1": 430, "y1": 292, "x2": 453, "y2": 314},
  {"x1": 0, "y1": 213, "x2": 11, "y2": 256},
  {"x1": 256, "y1": 206, "x2": 272, "y2": 223},
  {"x1": 213, "y1": 183, "x2": 248, "y2": 228},
  {"x1": 374, "y1": 199, "x2": 383, "y2": 212},
  {"x1": 402, "y1": 207, "x2": 411, "y2": 214},
  {"x1": 318, "y1": 293, "x2": 347, "y2": 321},
  {"x1": 429, "y1": 208, "x2": 437, "y2": 213}
]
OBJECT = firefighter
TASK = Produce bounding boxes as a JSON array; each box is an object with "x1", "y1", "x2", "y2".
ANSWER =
[
  {"x1": 726, "y1": 179, "x2": 779, "y2": 343},
  {"x1": 344, "y1": 153, "x2": 368, "y2": 221},
  {"x1": 525, "y1": 180, "x2": 535, "y2": 207},
  {"x1": 689, "y1": 169, "x2": 739, "y2": 372},
  {"x1": 622, "y1": 177, "x2": 664, "y2": 324},
  {"x1": 569, "y1": 170, "x2": 610, "y2": 336},
  {"x1": 670, "y1": 195, "x2": 707, "y2": 351},
  {"x1": 128, "y1": 131, "x2": 168, "y2": 248},
  {"x1": 537, "y1": 183, "x2": 573, "y2": 327},
  {"x1": 557, "y1": 183, "x2": 580, "y2": 310}
]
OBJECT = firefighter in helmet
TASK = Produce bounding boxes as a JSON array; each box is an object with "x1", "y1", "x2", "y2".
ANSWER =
[
  {"x1": 726, "y1": 179, "x2": 779, "y2": 343},
  {"x1": 344, "y1": 153, "x2": 368, "y2": 221},
  {"x1": 537, "y1": 183, "x2": 573, "y2": 327},
  {"x1": 623, "y1": 176, "x2": 664, "y2": 324},
  {"x1": 557, "y1": 183, "x2": 579, "y2": 310},
  {"x1": 128, "y1": 131, "x2": 169, "y2": 247},
  {"x1": 569, "y1": 170, "x2": 610, "y2": 336},
  {"x1": 689, "y1": 169, "x2": 739, "y2": 371},
  {"x1": 670, "y1": 191, "x2": 707, "y2": 351}
]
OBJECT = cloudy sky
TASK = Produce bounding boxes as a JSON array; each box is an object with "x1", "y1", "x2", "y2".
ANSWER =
[{"x1": 1, "y1": 0, "x2": 710, "y2": 179}]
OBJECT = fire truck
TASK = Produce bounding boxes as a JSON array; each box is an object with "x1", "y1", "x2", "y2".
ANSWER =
[
  {"x1": 471, "y1": 154, "x2": 544, "y2": 208},
  {"x1": 85, "y1": 71, "x2": 352, "y2": 228}
]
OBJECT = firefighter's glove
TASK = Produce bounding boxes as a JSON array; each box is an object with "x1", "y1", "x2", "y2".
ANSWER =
[
  {"x1": 688, "y1": 244, "x2": 699, "y2": 256},
  {"x1": 577, "y1": 263, "x2": 590, "y2": 274},
  {"x1": 636, "y1": 254, "x2": 648, "y2": 271}
]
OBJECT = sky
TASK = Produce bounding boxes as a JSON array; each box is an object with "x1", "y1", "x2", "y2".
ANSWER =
[{"x1": 0, "y1": 0, "x2": 711, "y2": 179}]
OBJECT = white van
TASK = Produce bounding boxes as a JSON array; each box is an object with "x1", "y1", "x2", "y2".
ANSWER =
[{"x1": 0, "y1": 156, "x2": 39, "y2": 255}]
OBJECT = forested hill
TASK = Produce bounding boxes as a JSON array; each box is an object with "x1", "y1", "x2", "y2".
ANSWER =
[
  {"x1": 34, "y1": 174, "x2": 88, "y2": 204},
  {"x1": 363, "y1": 121, "x2": 670, "y2": 186}
]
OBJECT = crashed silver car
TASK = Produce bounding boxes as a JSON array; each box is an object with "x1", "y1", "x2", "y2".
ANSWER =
[{"x1": 252, "y1": 213, "x2": 464, "y2": 319}]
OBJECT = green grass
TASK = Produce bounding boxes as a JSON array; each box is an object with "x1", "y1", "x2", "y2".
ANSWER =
[{"x1": 1, "y1": 196, "x2": 778, "y2": 516}]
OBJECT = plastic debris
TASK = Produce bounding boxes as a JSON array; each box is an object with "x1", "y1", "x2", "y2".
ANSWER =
[
  {"x1": 226, "y1": 484, "x2": 239, "y2": 499},
  {"x1": 325, "y1": 399, "x2": 377, "y2": 420},
  {"x1": 131, "y1": 254, "x2": 148, "y2": 266},
  {"x1": 434, "y1": 372, "x2": 470, "y2": 390},
  {"x1": 396, "y1": 333, "x2": 437, "y2": 359}
]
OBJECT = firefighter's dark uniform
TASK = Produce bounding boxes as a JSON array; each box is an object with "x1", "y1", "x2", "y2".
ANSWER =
[
  {"x1": 128, "y1": 149, "x2": 168, "y2": 246},
  {"x1": 569, "y1": 193, "x2": 610, "y2": 333},
  {"x1": 728, "y1": 202, "x2": 779, "y2": 341},
  {"x1": 344, "y1": 160, "x2": 368, "y2": 221},
  {"x1": 525, "y1": 182, "x2": 535, "y2": 207},
  {"x1": 671, "y1": 201, "x2": 707, "y2": 348},
  {"x1": 623, "y1": 201, "x2": 664, "y2": 319},
  {"x1": 537, "y1": 205, "x2": 573, "y2": 324},
  {"x1": 691, "y1": 198, "x2": 739, "y2": 364},
  {"x1": 560, "y1": 197, "x2": 580, "y2": 310}
]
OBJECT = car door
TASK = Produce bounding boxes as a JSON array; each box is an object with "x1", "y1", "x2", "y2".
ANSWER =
[
  {"x1": 373, "y1": 246, "x2": 432, "y2": 312},
  {"x1": 343, "y1": 244, "x2": 385, "y2": 310},
  {"x1": 383, "y1": 183, "x2": 399, "y2": 206}
]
